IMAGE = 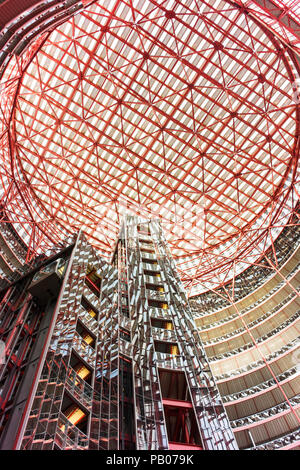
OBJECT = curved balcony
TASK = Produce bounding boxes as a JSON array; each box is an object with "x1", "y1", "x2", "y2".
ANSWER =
[
  {"x1": 0, "y1": 223, "x2": 27, "y2": 264},
  {"x1": 214, "y1": 338, "x2": 299, "y2": 382},
  {"x1": 198, "y1": 267, "x2": 300, "y2": 338},
  {"x1": 230, "y1": 394, "x2": 300, "y2": 429},
  {"x1": 225, "y1": 374, "x2": 300, "y2": 433},
  {"x1": 246, "y1": 428, "x2": 300, "y2": 450},
  {"x1": 194, "y1": 259, "x2": 300, "y2": 330},
  {"x1": 222, "y1": 366, "x2": 299, "y2": 403},
  {"x1": 191, "y1": 222, "x2": 300, "y2": 316},
  {"x1": 191, "y1": 221, "x2": 300, "y2": 318},
  {"x1": 208, "y1": 310, "x2": 299, "y2": 364},
  {"x1": 234, "y1": 408, "x2": 300, "y2": 449},
  {"x1": 0, "y1": 250, "x2": 17, "y2": 277},
  {"x1": 189, "y1": 221, "x2": 300, "y2": 451},
  {"x1": 202, "y1": 290, "x2": 299, "y2": 348},
  {"x1": 0, "y1": 231, "x2": 24, "y2": 269}
]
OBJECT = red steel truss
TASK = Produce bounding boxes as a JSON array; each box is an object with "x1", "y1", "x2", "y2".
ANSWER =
[
  {"x1": 0, "y1": 0, "x2": 299, "y2": 294},
  {"x1": 234, "y1": 0, "x2": 300, "y2": 56}
]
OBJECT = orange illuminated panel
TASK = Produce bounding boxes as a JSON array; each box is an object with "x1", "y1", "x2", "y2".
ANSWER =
[
  {"x1": 82, "y1": 333, "x2": 94, "y2": 345},
  {"x1": 88, "y1": 309, "x2": 96, "y2": 318},
  {"x1": 148, "y1": 300, "x2": 169, "y2": 310},
  {"x1": 65, "y1": 406, "x2": 85, "y2": 426},
  {"x1": 151, "y1": 318, "x2": 174, "y2": 330},
  {"x1": 170, "y1": 344, "x2": 179, "y2": 355},
  {"x1": 74, "y1": 364, "x2": 91, "y2": 381},
  {"x1": 60, "y1": 405, "x2": 87, "y2": 432},
  {"x1": 164, "y1": 321, "x2": 173, "y2": 330},
  {"x1": 154, "y1": 340, "x2": 179, "y2": 356},
  {"x1": 81, "y1": 296, "x2": 98, "y2": 320}
]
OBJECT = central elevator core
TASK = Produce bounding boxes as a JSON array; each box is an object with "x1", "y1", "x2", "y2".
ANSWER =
[
  {"x1": 0, "y1": 216, "x2": 237, "y2": 450},
  {"x1": 103, "y1": 216, "x2": 238, "y2": 450}
]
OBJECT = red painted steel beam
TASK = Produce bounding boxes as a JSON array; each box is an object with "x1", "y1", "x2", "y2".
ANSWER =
[
  {"x1": 246, "y1": 0, "x2": 300, "y2": 41},
  {"x1": 162, "y1": 398, "x2": 193, "y2": 409},
  {"x1": 168, "y1": 442, "x2": 203, "y2": 450},
  {"x1": 0, "y1": 0, "x2": 298, "y2": 293},
  {"x1": 232, "y1": 0, "x2": 300, "y2": 56}
]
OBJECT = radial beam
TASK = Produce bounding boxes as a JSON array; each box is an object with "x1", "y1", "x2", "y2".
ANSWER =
[
  {"x1": 233, "y1": 0, "x2": 300, "y2": 59},
  {"x1": 251, "y1": 0, "x2": 300, "y2": 40}
]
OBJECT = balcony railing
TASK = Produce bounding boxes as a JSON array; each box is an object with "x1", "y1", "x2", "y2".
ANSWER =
[
  {"x1": 151, "y1": 326, "x2": 177, "y2": 342},
  {"x1": 73, "y1": 331, "x2": 96, "y2": 367},
  {"x1": 192, "y1": 389, "x2": 224, "y2": 408},
  {"x1": 202, "y1": 290, "x2": 299, "y2": 346},
  {"x1": 144, "y1": 274, "x2": 162, "y2": 284},
  {"x1": 142, "y1": 262, "x2": 160, "y2": 272},
  {"x1": 247, "y1": 428, "x2": 300, "y2": 450},
  {"x1": 222, "y1": 366, "x2": 299, "y2": 403},
  {"x1": 209, "y1": 310, "x2": 300, "y2": 362},
  {"x1": 138, "y1": 233, "x2": 152, "y2": 242},
  {"x1": 0, "y1": 251, "x2": 17, "y2": 276},
  {"x1": 0, "y1": 223, "x2": 27, "y2": 264},
  {"x1": 55, "y1": 412, "x2": 89, "y2": 450},
  {"x1": 195, "y1": 260, "x2": 300, "y2": 327},
  {"x1": 231, "y1": 394, "x2": 300, "y2": 428},
  {"x1": 0, "y1": 231, "x2": 24, "y2": 268},
  {"x1": 65, "y1": 366, "x2": 94, "y2": 409},
  {"x1": 149, "y1": 307, "x2": 172, "y2": 320},
  {"x1": 215, "y1": 339, "x2": 299, "y2": 381},
  {"x1": 155, "y1": 351, "x2": 184, "y2": 370},
  {"x1": 139, "y1": 243, "x2": 155, "y2": 252},
  {"x1": 78, "y1": 307, "x2": 98, "y2": 336},
  {"x1": 141, "y1": 252, "x2": 157, "y2": 262},
  {"x1": 191, "y1": 223, "x2": 300, "y2": 315},
  {"x1": 146, "y1": 289, "x2": 166, "y2": 302}
]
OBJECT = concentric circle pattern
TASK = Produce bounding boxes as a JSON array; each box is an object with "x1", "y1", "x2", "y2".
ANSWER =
[{"x1": 13, "y1": 0, "x2": 298, "y2": 292}]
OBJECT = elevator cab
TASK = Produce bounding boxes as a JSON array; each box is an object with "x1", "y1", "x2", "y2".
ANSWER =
[{"x1": 28, "y1": 258, "x2": 67, "y2": 304}]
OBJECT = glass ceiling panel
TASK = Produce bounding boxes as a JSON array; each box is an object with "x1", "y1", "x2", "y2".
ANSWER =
[{"x1": 0, "y1": 0, "x2": 298, "y2": 294}]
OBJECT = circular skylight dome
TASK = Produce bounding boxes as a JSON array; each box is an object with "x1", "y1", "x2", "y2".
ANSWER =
[{"x1": 9, "y1": 0, "x2": 300, "y2": 292}]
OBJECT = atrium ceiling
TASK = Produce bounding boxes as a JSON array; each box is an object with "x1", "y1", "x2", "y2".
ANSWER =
[{"x1": 0, "y1": 0, "x2": 299, "y2": 295}]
